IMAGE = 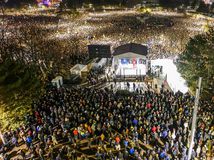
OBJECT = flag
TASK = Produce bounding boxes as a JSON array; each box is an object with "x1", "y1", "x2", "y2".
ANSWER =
[
  {"x1": 121, "y1": 58, "x2": 129, "y2": 64},
  {"x1": 132, "y1": 58, "x2": 137, "y2": 68}
]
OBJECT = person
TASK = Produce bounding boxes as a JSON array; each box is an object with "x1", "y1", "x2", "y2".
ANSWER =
[
  {"x1": 47, "y1": 145, "x2": 54, "y2": 159},
  {"x1": 19, "y1": 149, "x2": 26, "y2": 160},
  {"x1": 133, "y1": 83, "x2": 136, "y2": 91},
  {"x1": 113, "y1": 77, "x2": 116, "y2": 85},
  {"x1": 159, "y1": 150, "x2": 166, "y2": 159},
  {"x1": 26, "y1": 135, "x2": 32, "y2": 149},
  {"x1": 127, "y1": 82, "x2": 130, "y2": 89},
  {"x1": 52, "y1": 133, "x2": 58, "y2": 146},
  {"x1": 0, "y1": 84, "x2": 213, "y2": 159},
  {"x1": 115, "y1": 135, "x2": 120, "y2": 144},
  {"x1": 133, "y1": 118, "x2": 138, "y2": 126},
  {"x1": 95, "y1": 150, "x2": 102, "y2": 160},
  {"x1": 73, "y1": 128, "x2": 78, "y2": 141},
  {"x1": 196, "y1": 145, "x2": 201, "y2": 157},
  {"x1": 11, "y1": 135, "x2": 18, "y2": 147},
  {"x1": 71, "y1": 149, "x2": 77, "y2": 160},
  {"x1": 56, "y1": 153, "x2": 62, "y2": 160},
  {"x1": 81, "y1": 154, "x2": 89, "y2": 160},
  {"x1": 100, "y1": 133, "x2": 105, "y2": 143},
  {"x1": 115, "y1": 143, "x2": 121, "y2": 151},
  {"x1": 3, "y1": 153, "x2": 9, "y2": 160},
  {"x1": 39, "y1": 147, "x2": 45, "y2": 160},
  {"x1": 129, "y1": 147, "x2": 135, "y2": 155},
  {"x1": 123, "y1": 138, "x2": 128, "y2": 148},
  {"x1": 123, "y1": 149, "x2": 129, "y2": 159}
]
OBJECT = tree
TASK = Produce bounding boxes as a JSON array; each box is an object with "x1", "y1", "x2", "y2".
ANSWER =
[
  {"x1": 159, "y1": 0, "x2": 179, "y2": 8},
  {"x1": 177, "y1": 28, "x2": 214, "y2": 100},
  {"x1": 158, "y1": 0, "x2": 207, "y2": 9},
  {"x1": 0, "y1": 22, "x2": 45, "y2": 130},
  {"x1": 197, "y1": 0, "x2": 210, "y2": 12}
]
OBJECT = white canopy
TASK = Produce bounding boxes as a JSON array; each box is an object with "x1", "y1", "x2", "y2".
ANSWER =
[
  {"x1": 51, "y1": 76, "x2": 63, "y2": 89},
  {"x1": 92, "y1": 58, "x2": 107, "y2": 69},
  {"x1": 70, "y1": 64, "x2": 89, "y2": 78}
]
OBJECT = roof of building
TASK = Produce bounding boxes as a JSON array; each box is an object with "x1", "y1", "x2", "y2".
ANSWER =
[{"x1": 113, "y1": 43, "x2": 148, "y2": 56}]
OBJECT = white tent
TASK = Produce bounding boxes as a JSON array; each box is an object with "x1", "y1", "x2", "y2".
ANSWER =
[
  {"x1": 70, "y1": 64, "x2": 89, "y2": 78},
  {"x1": 92, "y1": 58, "x2": 107, "y2": 69},
  {"x1": 51, "y1": 76, "x2": 63, "y2": 89}
]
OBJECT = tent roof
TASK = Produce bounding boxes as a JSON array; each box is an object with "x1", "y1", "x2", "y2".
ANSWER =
[{"x1": 113, "y1": 43, "x2": 148, "y2": 56}]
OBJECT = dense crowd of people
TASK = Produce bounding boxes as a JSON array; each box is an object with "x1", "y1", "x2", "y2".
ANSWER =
[
  {"x1": 1, "y1": 8, "x2": 214, "y2": 160},
  {"x1": 3, "y1": 9, "x2": 214, "y2": 61},
  {"x1": 87, "y1": 66, "x2": 106, "y2": 85},
  {"x1": 0, "y1": 85, "x2": 213, "y2": 159},
  {"x1": 85, "y1": 10, "x2": 213, "y2": 59}
]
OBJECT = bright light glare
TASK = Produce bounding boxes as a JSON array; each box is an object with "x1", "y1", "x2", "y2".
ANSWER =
[{"x1": 151, "y1": 59, "x2": 188, "y2": 93}]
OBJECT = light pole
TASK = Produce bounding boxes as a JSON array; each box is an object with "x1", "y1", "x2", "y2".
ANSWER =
[{"x1": 187, "y1": 77, "x2": 202, "y2": 160}]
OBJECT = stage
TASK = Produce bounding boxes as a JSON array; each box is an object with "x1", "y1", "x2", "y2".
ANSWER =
[
  {"x1": 115, "y1": 64, "x2": 147, "y2": 77},
  {"x1": 112, "y1": 43, "x2": 148, "y2": 78}
]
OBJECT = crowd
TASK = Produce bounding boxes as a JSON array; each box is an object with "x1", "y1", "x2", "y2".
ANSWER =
[
  {"x1": 87, "y1": 66, "x2": 106, "y2": 85},
  {"x1": 1, "y1": 8, "x2": 214, "y2": 160},
  {"x1": 86, "y1": 11, "x2": 212, "y2": 59},
  {"x1": 3, "y1": 9, "x2": 214, "y2": 61},
  {"x1": 0, "y1": 85, "x2": 213, "y2": 159}
]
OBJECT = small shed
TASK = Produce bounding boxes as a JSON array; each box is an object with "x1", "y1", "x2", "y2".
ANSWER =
[
  {"x1": 70, "y1": 64, "x2": 89, "y2": 78},
  {"x1": 51, "y1": 76, "x2": 63, "y2": 89},
  {"x1": 92, "y1": 58, "x2": 107, "y2": 69}
]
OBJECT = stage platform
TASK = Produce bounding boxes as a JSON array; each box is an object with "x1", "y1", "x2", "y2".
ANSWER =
[{"x1": 97, "y1": 81, "x2": 151, "y2": 92}]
